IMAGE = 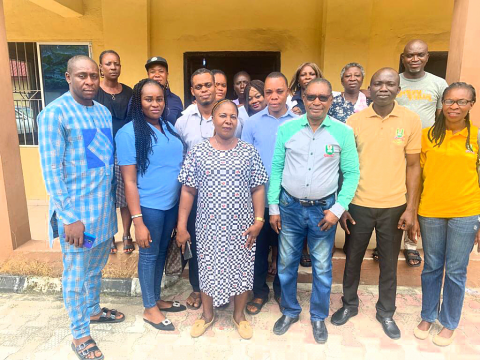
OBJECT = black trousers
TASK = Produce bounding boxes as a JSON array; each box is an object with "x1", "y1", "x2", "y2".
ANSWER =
[
  {"x1": 187, "y1": 196, "x2": 200, "y2": 292},
  {"x1": 342, "y1": 203, "x2": 406, "y2": 318},
  {"x1": 253, "y1": 208, "x2": 281, "y2": 300}
]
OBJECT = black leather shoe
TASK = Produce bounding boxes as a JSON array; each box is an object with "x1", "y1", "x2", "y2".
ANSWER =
[
  {"x1": 312, "y1": 320, "x2": 328, "y2": 344},
  {"x1": 273, "y1": 315, "x2": 299, "y2": 335},
  {"x1": 331, "y1": 307, "x2": 358, "y2": 326},
  {"x1": 376, "y1": 314, "x2": 401, "y2": 340}
]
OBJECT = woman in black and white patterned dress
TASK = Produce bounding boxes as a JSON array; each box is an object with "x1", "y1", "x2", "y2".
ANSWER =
[{"x1": 177, "y1": 99, "x2": 268, "y2": 340}]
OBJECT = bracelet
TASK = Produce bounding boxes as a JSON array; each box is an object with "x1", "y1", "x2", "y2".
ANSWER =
[
  {"x1": 254, "y1": 217, "x2": 265, "y2": 223},
  {"x1": 131, "y1": 214, "x2": 143, "y2": 219}
]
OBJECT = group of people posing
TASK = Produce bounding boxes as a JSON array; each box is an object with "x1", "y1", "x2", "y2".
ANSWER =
[{"x1": 37, "y1": 39, "x2": 479, "y2": 360}]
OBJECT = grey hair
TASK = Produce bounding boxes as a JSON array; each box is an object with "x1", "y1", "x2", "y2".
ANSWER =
[{"x1": 340, "y1": 63, "x2": 365, "y2": 80}]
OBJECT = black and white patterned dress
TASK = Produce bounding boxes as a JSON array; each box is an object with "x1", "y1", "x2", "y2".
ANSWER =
[{"x1": 178, "y1": 139, "x2": 269, "y2": 306}]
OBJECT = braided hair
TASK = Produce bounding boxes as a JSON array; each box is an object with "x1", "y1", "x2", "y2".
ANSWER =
[
  {"x1": 127, "y1": 78, "x2": 185, "y2": 175},
  {"x1": 428, "y1": 82, "x2": 476, "y2": 150}
]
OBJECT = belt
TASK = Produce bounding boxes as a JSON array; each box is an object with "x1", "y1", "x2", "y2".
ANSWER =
[{"x1": 282, "y1": 188, "x2": 334, "y2": 207}]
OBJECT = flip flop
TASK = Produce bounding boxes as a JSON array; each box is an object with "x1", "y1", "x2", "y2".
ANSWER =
[
  {"x1": 245, "y1": 298, "x2": 268, "y2": 315},
  {"x1": 123, "y1": 235, "x2": 135, "y2": 253},
  {"x1": 190, "y1": 316, "x2": 215, "y2": 338},
  {"x1": 160, "y1": 300, "x2": 187, "y2": 313},
  {"x1": 90, "y1": 308, "x2": 125, "y2": 323}
]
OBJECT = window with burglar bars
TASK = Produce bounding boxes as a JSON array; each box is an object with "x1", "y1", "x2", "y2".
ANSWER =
[
  {"x1": 9, "y1": 42, "x2": 42, "y2": 146},
  {"x1": 8, "y1": 42, "x2": 91, "y2": 146}
]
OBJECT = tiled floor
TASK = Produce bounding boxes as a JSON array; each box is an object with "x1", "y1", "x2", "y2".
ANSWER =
[{"x1": 0, "y1": 280, "x2": 479, "y2": 360}]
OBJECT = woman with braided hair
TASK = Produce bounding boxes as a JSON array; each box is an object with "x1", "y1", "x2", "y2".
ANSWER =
[
  {"x1": 412, "y1": 82, "x2": 480, "y2": 346},
  {"x1": 116, "y1": 79, "x2": 186, "y2": 331}
]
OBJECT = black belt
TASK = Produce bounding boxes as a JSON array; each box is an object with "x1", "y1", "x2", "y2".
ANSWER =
[{"x1": 282, "y1": 188, "x2": 334, "y2": 207}]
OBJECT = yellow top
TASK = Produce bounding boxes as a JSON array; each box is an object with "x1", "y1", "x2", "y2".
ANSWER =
[
  {"x1": 347, "y1": 102, "x2": 422, "y2": 208},
  {"x1": 418, "y1": 125, "x2": 480, "y2": 217}
]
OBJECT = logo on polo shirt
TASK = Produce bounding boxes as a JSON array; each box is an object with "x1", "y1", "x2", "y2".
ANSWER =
[
  {"x1": 393, "y1": 128, "x2": 405, "y2": 144},
  {"x1": 325, "y1": 145, "x2": 335, "y2": 157}
]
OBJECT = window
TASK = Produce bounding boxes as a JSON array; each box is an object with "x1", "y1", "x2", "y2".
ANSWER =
[
  {"x1": 398, "y1": 51, "x2": 448, "y2": 79},
  {"x1": 8, "y1": 42, "x2": 91, "y2": 145}
]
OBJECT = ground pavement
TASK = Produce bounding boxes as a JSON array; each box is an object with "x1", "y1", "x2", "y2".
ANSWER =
[{"x1": 0, "y1": 280, "x2": 479, "y2": 360}]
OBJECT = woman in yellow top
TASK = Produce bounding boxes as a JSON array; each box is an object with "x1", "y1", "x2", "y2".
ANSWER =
[{"x1": 413, "y1": 82, "x2": 480, "y2": 346}]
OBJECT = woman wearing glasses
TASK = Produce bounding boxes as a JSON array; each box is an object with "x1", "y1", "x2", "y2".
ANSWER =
[{"x1": 412, "y1": 82, "x2": 480, "y2": 346}]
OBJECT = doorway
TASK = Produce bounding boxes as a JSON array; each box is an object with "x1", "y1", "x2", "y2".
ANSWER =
[{"x1": 183, "y1": 51, "x2": 281, "y2": 107}]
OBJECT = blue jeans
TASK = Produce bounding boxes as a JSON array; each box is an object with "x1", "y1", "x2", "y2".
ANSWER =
[
  {"x1": 139, "y1": 205, "x2": 178, "y2": 308},
  {"x1": 278, "y1": 190, "x2": 337, "y2": 321},
  {"x1": 419, "y1": 215, "x2": 478, "y2": 330}
]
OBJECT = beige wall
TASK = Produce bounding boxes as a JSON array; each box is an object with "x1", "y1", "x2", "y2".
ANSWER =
[{"x1": 3, "y1": 0, "x2": 455, "y2": 200}]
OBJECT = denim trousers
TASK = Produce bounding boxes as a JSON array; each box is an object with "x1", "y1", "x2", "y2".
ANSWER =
[
  {"x1": 62, "y1": 239, "x2": 110, "y2": 339},
  {"x1": 253, "y1": 207, "x2": 281, "y2": 300},
  {"x1": 418, "y1": 215, "x2": 478, "y2": 330},
  {"x1": 278, "y1": 190, "x2": 337, "y2": 321},
  {"x1": 139, "y1": 205, "x2": 178, "y2": 308}
]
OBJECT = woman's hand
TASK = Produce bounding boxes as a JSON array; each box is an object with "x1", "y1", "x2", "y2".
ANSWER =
[
  {"x1": 475, "y1": 228, "x2": 480, "y2": 253},
  {"x1": 135, "y1": 222, "x2": 151, "y2": 248},
  {"x1": 243, "y1": 221, "x2": 264, "y2": 249},
  {"x1": 176, "y1": 228, "x2": 191, "y2": 254}
]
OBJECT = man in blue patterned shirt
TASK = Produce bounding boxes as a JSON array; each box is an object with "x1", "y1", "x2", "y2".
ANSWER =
[{"x1": 38, "y1": 55, "x2": 123, "y2": 360}]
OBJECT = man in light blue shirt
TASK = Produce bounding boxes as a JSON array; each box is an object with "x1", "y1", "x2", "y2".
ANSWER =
[
  {"x1": 38, "y1": 56, "x2": 122, "y2": 359},
  {"x1": 241, "y1": 72, "x2": 297, "y2": 316}
]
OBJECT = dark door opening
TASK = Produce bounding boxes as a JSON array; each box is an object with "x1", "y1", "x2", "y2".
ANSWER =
[
  {"x1": 183, "y1": 51, "x2": 281, "y2": 107},
  {"x1": 398, "y1": 51, "x2": 448, "y2": 79}
]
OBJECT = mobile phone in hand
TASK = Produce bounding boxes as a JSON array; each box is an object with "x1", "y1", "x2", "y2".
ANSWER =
[
  {"x1": 183, "y1": 241, "x2": 193, "y2": 260},
  {"x1": 83, "y1": 232, "x2": 96, "y2": 249}
]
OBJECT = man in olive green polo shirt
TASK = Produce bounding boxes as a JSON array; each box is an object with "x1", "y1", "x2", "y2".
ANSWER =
[{"x1": 331, "y1": 68, "x2": 422, "y2": 340}]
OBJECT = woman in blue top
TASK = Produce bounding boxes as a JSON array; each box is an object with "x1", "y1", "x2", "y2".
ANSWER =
[{"x1": 116, "y1": 79, "x2": 186, "y2": 331}]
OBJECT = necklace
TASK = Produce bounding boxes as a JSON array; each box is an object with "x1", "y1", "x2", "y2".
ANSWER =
[
  {"x1": 111, "y1": 93, "x2": 116, "y2": 101},
  {"x1": 214, "y1": 135, "x2": 235, "y2": 148}
]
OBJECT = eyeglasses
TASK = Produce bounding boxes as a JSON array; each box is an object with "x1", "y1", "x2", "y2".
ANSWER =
[
  {"x1": 304, "y1": 94, "x2": 331, "y2": 102},
  {"x1": 443, "y1": 99, "x2": 474, "y2": 106}
]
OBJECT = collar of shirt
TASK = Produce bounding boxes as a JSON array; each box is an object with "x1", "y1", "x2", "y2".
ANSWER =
[
  {"x1": 257, "y1": 105, "x2": 297, "y2": 120},
  {"x1": 364, "y1": 100, "x2": 402, "y2": 120},
  {"x1": 190, "y1": 104, "x2": 213, "y2": 122},
  {"x1": 299, "y1": 113, "x2": 333, "y2": 130},
  {"x1": 446, "y1": 126, "x2": 469, "y2": 138}
]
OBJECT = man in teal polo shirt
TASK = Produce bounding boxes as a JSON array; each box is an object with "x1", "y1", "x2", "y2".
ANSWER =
[{"x1": 268, "y1": 78, "x2": 360, "y2": 343}]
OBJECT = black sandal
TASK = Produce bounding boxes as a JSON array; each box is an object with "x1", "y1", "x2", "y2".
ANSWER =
[
  {"x1": 160, "y1": 300, "x2": 187, "y2": 313},
  {"x1": 123, "y1": 235, "x2": 135, "y2": 253},
  {"x1": 71, "y1": 339, "x2": 104, "y2": 360},
  {"x1": 372, "y1": 248, "x2": 379, "y2": 262},
  {"x1": 90, "y1": 308, "x2": 125, "y2": 323},
  {"x1": 143, "y1": 318, "x2": 175, "y2": 331},
  {"x1": 110, "y1": 237, "x2": 117, "y2": 255},
  {"x1": 300, "y1": 253, "x2": 312, "y2": 267},
  {"x1": 186, "y1": 292, "x2": 202, "y2": 310},
  {"x1": 245, "y1": 298, "x2": 268, "y2": 315},
  {"x1": 404, "y1": 249, "x2": 422, "y2": 267}
]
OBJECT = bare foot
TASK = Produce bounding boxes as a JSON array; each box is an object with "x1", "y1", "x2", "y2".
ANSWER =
[
  {"x1": 186, "y1": 291, "x2": 202, "y2": 309},
  {"x1": 246, "y1": 298, "x2": 265, "y2": 314}
]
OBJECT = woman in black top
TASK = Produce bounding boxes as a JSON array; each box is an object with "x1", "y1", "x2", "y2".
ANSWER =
[{"x1": 95, "y1": 50, "x2": 134, "y2": 254}]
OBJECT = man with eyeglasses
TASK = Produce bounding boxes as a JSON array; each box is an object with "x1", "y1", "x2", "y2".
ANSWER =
[
  {"x1": 267, "y1": 78, "x2": 359, "y2": 343},
  {"x1": 388, "y1": 40, "x2": 448, "y2": 268},
  {"x1": 241, "y1": 72, "x2": 297, "y2": 317},
  {"x1": 332, "y1": 68, "x2": 422, "y2": 340}
]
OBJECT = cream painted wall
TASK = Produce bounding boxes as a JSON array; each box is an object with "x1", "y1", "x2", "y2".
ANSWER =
[
  {"x1": 322, "y1": 0, "x2": 454, "y2": 90},
  {"x1": 20, "y1": 147, "x2": 47, "y2": 199},
  {"x1": 3, "y1": 0, "x2": 455, "y2": 200},
  {"x1": 150, "y1": 0, "x2": 325, "y2": 100}
]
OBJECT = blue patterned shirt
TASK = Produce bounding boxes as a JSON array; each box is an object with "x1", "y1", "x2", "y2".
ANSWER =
[{"x1": 38, "y1": 92, "x2": 117, "y2": 249}]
